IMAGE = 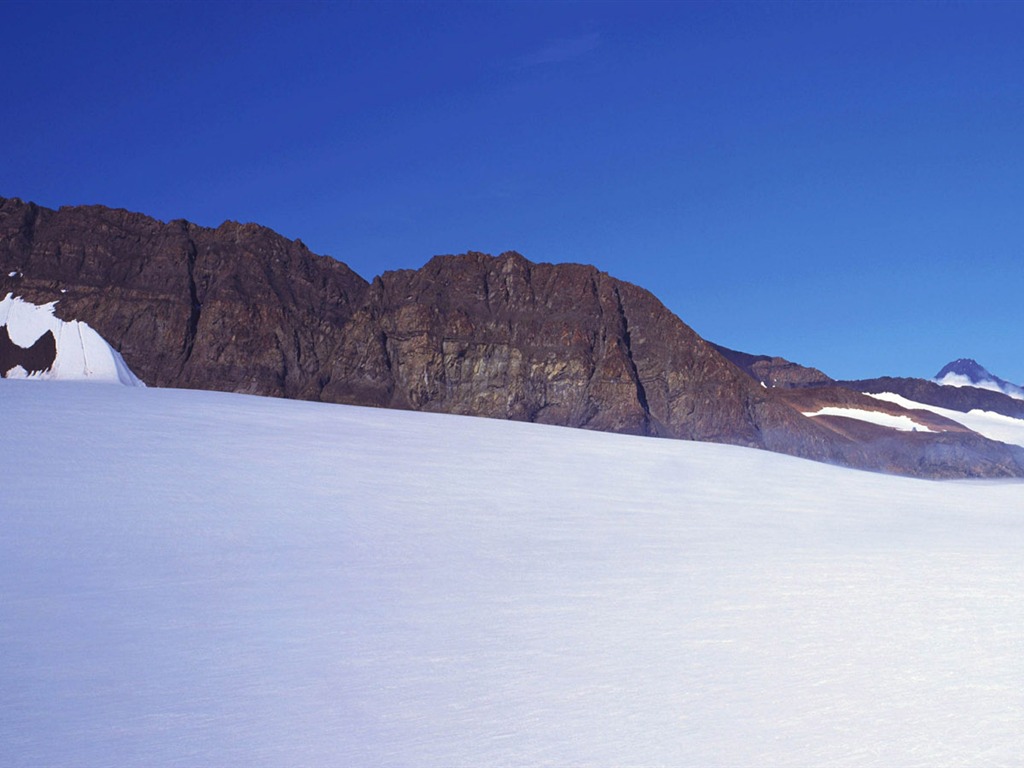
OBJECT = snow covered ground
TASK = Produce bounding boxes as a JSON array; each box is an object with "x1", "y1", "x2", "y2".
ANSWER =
[
  {"x1": 3, "y1": 380, "x2": 1024, "y2": 767},
  {"x1": 801, "y1": 405, "x2": 935, "y2": 432},
  {"x1": 0, "y1": 294, "x2": 143, "y2": 385},
  {"x1": 867, "y1": 391, "x2": 1024, "y2": 449}
]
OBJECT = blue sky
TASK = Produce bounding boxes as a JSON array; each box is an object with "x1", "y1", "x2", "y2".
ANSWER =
[{"x1": 5, "y1": 1, "x2": 1023, "y2": 382}]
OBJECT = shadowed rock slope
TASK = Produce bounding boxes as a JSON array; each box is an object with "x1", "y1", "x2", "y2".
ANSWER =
[{"x1": 3, "y1": 196, "x2": 1021, "y2": 478}]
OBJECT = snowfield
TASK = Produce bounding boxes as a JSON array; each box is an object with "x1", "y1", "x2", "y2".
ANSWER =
[
  {"x1": 801, "y1": 405, "x2": 935, "y2": 432},
  {"x1": 866, "y1": 391, "x2": 1024, "y2": 449},
  {"x1": 3, "y1": 381, "x2": 1024, "y2": 767},
  {"x1": 0, "y1": 294, "x2": 143, "y2": 385}
]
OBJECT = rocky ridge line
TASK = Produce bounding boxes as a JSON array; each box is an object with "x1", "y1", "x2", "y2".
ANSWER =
[{"x1": 2, "y1": 196, "x2": 1022, "y2": 478}]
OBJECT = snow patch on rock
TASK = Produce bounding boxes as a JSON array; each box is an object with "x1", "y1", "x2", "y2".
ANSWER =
[
  {"x1": 0, "y1": 294, "x2": 144, "y2": 385},
  {"x1": 802, "y1": 405, "x2": 935, "y2": 432}
]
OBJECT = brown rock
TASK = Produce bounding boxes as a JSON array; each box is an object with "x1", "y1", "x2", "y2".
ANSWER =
[
  {"x1": 0, "y1": 197, "x2": 369, "y2": 396},
  {"x1": 712, "y1": 343, "x2": 834, "y2": 388},
  {"x1": 3, "y1": 196, "x2": 1022, "y2": 479}
]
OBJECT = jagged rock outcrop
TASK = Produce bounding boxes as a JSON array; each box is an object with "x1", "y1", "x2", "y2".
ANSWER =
[
  {"x1": 2, "y1": 196, "x2": 1022, "y2": 478},
  {"x1": 0, "y1": 293, "x2": 143, "y2": 384},
  {"x1": 0, "y1": 324, "x2": 55, "y2": 376}
]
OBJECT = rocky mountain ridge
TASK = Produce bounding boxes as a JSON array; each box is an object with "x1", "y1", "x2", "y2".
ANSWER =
[
  {"x1": 2, "y1": 196, "x2": 1022, "y2": 478},
  {"x1": 841, "y1": 375, "x2": 1024, "y2": 420},
  {"x1": 711, "y1": 343, "x2": 833, "y2": 388}
]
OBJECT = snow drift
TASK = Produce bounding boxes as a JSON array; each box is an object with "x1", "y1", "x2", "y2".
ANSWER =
[
  {"x1": 0, "y1": 294, "x2": 143, "y2": 385},
  {"x1": 2, "y1": 381, "x2": 1024, "y2": 767}
]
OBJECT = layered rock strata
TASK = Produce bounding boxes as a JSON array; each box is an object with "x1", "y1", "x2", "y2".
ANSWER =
[{"x1": 3, "y1": 196, "x2": 1021, "y2": 478}]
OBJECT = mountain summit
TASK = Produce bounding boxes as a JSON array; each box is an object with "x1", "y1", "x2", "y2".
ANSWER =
[
  {"x1": 937, "y1": 358, "x2": 998, "y2": 382},
  {"x1": 935, "y1": 358, "x2": 1024, "y2": 399}
]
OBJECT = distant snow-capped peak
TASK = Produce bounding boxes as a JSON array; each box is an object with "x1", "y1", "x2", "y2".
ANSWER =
[
  {"x1": 0, "y1": 294, "x2": 144, "y2": 385},
  {"x1": 934, "y1": 358, "x2": 1023, "y2": 400}
]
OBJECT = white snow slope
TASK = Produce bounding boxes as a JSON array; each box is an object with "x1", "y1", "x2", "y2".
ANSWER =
[
  {"x1": 867, "y1": 391, "x2": 1024, "y2": 449},
  {"x1": 802, "y1": 405, "x2": 935, "y2": 432},
  {"x1": 3, "y1": 381, "x2": 1024, "y2": 767},
  {"x1": 0, "y1": 294, "x2": 143, "y2": 385}
]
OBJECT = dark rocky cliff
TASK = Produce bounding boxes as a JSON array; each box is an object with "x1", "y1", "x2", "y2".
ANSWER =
[
  {"x1": 3, "y1": 196, "x2": 1022, "y2": 478},
  {"x1": 321, "y1": 251, "x2": 855, "y2": 461},
  {"x1": 0, "y1": 197, "x2": 369, "y2": 397},
  {"x1": 0, "y1": 197, "x2": 853, "y2": 463}
]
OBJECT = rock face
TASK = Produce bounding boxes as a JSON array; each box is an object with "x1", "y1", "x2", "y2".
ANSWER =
[
  {"x1": 2, "y1": 196, "x2": 1022, "y2": 478},
  {"x1": 0, "y1": 197, "x2": 369, "y2": 397},
  {"x1": 770, "y1": 385, "x2": 1024, "y2": 478},
  {"x1": 720, "y1": 351, "x2": 1024, "y2": 477},
  {"x1": 322, "y1": 252, "x2": 856, "y2": 461},
  {"x1": 0, "y1": 197, "x2": 849, "y2": 463},
  {"x1": 0, "y1": 324, "x2": 55, "y2": 376}
]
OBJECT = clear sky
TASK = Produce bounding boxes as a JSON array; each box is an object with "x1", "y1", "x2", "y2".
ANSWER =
[{"x1": 4, "y1": 1, "x2": 1023, "y2": 383}]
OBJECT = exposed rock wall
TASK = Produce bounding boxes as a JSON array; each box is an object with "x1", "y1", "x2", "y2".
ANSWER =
[
  {"x1": 0, "y1": 197, "x2": 369, "y2": 396},
  {"x1": 0, "y1": 325, "x2": 55, "y2": 376},
  {"x1": 322, "y1": 251, "x2": 850, "y2": 462},
  {"x1": 3, "y1": 196, "x2": 1021, "y2": 478}
]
